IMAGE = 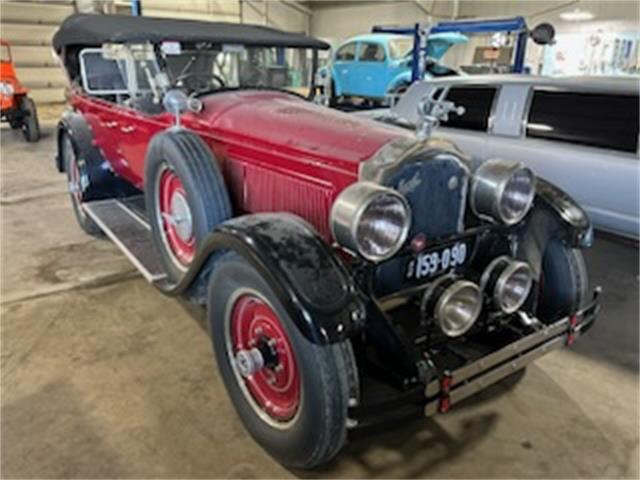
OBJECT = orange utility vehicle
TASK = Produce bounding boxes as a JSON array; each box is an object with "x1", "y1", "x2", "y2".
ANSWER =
[{"x1": 1, "y1": 39, "x2": 40, "y2": 141}]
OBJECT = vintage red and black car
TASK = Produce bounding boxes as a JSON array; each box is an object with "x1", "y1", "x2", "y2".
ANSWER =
[{"x1": 52, "y1": 14, "x2": 600, "y2": 469}]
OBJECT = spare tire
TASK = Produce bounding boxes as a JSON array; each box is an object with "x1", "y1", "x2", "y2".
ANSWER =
[{"x1": 145, "y1": 130, "x2": 231, "y2": 283}]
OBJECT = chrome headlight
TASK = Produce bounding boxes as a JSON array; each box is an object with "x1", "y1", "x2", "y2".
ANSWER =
[
  {"x1": 331, "y1": 182, "x2": 411, "y2": 262},
  {"x1": 471, "y1": 159, "x2": 536, "y2": 225},
  {"x1": 0, "y1": 81, "x2": 14, "y2": 96},
  {"x1": 422, "y1": 277, "x2": 483, "y2": 337},
  {"x1": 480, "y1": 256, "x2": 534, "y2": 314}
]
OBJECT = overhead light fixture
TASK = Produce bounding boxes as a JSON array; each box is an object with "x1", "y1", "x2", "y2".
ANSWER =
[{"x1": 559, "y1": 8, "x2": 595, "y2": 21}]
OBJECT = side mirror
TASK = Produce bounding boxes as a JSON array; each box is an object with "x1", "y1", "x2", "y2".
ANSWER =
[{"x1": 530, "y1": 23, "x2": 555, "y2": 45}]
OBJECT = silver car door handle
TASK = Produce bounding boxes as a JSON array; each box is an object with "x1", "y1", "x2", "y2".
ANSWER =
[{"x1": 120, "y1": 125, "x2": 136, "y2": 133}]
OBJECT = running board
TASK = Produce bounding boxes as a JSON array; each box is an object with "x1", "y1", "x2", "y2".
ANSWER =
[{"x1": 82, "y1": 197, "x2": 167, "y2": 283}]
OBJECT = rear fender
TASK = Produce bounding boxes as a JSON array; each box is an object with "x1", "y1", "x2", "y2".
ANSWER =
[
  {"x1": 56, "y1": 111, "x2": 137, "y2": 200},
  {"x1": 161, "y1": 213, "x2": 365, "y2": 345},
  {"x1": 388, "y1": 71, "x2": 411, "y2": 93}
]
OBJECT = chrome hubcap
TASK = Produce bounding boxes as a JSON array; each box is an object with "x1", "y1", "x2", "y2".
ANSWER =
[
  {"x1": 165, "y1": 191, "x2": 193, "y2": 242},
  {"x1": 235, "y1": 348, "x2": 265, "y2": 378}
]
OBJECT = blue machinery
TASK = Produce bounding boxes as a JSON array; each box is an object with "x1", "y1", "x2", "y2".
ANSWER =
[{"x1": 373, "y1": 16, "x2": 531, "y2": 81}]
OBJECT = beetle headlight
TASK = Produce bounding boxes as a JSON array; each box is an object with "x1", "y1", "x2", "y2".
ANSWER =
[
  {"x1": 331, "y1": 182, "x2": 411, "y2": 262},
  {"x1": 471, "y1": 159, "x2": 536, "y2": 225},
  {"x1": 0, "y1": 81, "x2": 14, "y2": 96}
]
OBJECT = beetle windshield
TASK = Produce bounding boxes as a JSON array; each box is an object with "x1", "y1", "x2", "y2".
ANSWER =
[
  {"x1": 388, "y1": 38, "x2": 413, "y2": 60},
  {"x1": 162, "y1": 44, "x2": 316, "y2": 97}
]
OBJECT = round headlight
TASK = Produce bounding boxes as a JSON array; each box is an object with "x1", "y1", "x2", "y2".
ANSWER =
[
  {"x1": 0, "y1": 81, "x2": 14, "y2": 96},
  {"x1": 480, "y1": 256, "x2": 533, "y2": 314},
  {"x1": 436, "y1": 280, "x2": 482, "y2": 337},
  {"x1": 422, "y1": 277, "x2": 482, "y2": 337},
  {"x1": 471, "y1": 159, "x2": 536, "y2": 225},
  {"x1": 331, "y1": 182, "x2": 411, "y2": 262}
]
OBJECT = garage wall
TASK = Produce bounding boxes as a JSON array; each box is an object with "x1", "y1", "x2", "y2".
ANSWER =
[
  {"x1": 116, "y1": 0, "x2": 310, "y2": 32},
  {"x1": 454, "y1": 0, "x2": 640, "y2": 72},
  {"x1": 0, "y1": 1, "x2": 75, "y2": 104},
  {"x1": 311, "y1": 0, "x2": 456, "y2": 46}
]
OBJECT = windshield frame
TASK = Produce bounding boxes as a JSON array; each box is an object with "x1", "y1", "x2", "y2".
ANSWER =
[{"x1": 157, "y1": 42, "x2": 321, "y2": 100}]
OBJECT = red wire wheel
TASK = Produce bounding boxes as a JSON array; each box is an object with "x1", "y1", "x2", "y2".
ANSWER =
[
  {"x1": 157, "y1": 168, "x2": 195, "y2": 267},
  {"x1": 230, "y1": 293, "x2": 301, "y2": 423}
]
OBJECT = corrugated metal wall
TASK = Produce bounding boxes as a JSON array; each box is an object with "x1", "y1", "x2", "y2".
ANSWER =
[{"x1": 0, "y1": 1, "x2": 75, "y2": 104}]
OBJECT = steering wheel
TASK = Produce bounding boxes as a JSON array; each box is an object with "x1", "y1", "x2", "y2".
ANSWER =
[{"x1": 176, "y1": 72, "x2": 226, "y2": 94}]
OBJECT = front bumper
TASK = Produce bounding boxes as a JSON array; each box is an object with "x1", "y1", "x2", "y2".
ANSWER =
[{"x1": 424, "y1": 288, "x2": 601, "y2": 416}]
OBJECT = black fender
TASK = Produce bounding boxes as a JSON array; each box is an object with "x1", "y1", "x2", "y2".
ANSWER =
[
  {"x1": 56, "y1": 111, "x2": 138, "y2": 200},
  {"x1": 535, "y1": 178, "x2": 593, "y2": 248},
  {"x1": 516, "y1": 178, "x2": 593, "y2": 278},
  {"x1": 156, "y1": 213, "x2": 364, "y2": 345}
]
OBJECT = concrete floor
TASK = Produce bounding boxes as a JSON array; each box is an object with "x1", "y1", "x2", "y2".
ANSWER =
[{"x1": 1, "y1": 124, "x2": 638, "y2": 479}]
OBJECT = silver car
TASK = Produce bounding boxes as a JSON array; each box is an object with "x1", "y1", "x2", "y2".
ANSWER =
[{"x1": 362, "y1": 75, "x2": 640, "y2": 239}]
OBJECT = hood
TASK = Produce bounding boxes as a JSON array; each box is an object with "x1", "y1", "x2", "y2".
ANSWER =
[
  {"x1": 192, "y1": 90, "x2": 409, "y2": 172},
  {"x1": 425, "y1": 32, "x2": 468, "y2": 60}
]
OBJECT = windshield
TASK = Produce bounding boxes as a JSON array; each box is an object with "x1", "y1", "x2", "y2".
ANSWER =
[
  {"x1": 162, "y1": 45, "x2": 316, "y2": 97},
  {"x1": 388, "y1": 38, "x2": 413, "y2": 60}
]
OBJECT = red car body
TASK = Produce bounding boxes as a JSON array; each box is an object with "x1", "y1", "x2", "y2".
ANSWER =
[{"x1": 72, "y1": 89, "x2": 406, "y2": 239}]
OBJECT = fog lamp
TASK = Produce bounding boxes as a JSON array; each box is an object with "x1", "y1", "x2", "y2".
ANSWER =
[
  {"x1": 480, "y1": 256, "x2": 533, "y2": 314},
  {"x1": 471, "y1": 159, "x2": 536, "y2": 225},
  {"x1": 422, "y1": 277, "x2": 482, "y2": 337}
]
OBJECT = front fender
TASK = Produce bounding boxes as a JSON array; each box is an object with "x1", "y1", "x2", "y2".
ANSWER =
[
  {"x1": 159, "y1": 213, "x2": 364, "y2": 344},
  {"x1": 535, "y1": 178, "x2": 593, "y2": 248},
  {"x1": 516, "y1": 178, "x2": 593, "y2": 278}
]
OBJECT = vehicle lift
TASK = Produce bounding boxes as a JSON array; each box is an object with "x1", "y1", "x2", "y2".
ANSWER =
[{"x1": 372, "y1": 16, "x2": 537, "y2": 82}]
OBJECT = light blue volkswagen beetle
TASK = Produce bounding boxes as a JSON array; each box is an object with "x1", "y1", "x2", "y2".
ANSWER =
[{"x1": 319, "y1": 32, "x2": 467, "y2": 104}]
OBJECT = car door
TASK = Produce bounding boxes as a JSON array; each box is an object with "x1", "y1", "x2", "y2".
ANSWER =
[
  {"x1": 332, "y1": 42, "x2": 358, "y2": 96},
  {"x1": 112, "y1": 54, "x2": 171, "y2": 189},
  {"x1": 488, "y1": 87, "x2": 639, "y2": 238},
  {"x1": 353, "y1": 41, "x2": 389, "y2": 99}
]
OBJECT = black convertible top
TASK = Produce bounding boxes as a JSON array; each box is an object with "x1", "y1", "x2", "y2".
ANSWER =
[{"x1": 52, "y1": 13, "x2": 330, "y2": 52}]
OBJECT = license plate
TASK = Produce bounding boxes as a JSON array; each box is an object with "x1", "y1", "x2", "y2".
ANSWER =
[{"x1": 405, "y1": 240, "x2": 470, "y2": 281}]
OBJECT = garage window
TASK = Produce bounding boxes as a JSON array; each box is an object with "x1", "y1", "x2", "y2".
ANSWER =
[
  {"x1": 335, "y1": 43, "x2": 357, "y2": 61},
  {"x1": 441, "y1": 86, "x2": 497, "y2": 132},
  {"x1": 526, "y1": 90, "x2": 639, "y2": 153}
]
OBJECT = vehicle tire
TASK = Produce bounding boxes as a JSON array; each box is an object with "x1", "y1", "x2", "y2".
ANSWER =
[
  {"x1": 20, "y1": 96, "x2": 40, "y2": 142},
  {"x1": 328, "y1": 80, "x2": 338, "y2": 107},
  {"x1": 60, "y1": 131, "x2": 103, "y2": 237},
  {"x1": 390, "y1": 83, "x2": 409, "y2": 96},
  {"x1": 537, "y1": 239, "x2": 589, "y2": 322},
  {"x1": 208, "y1": 252, "x2": 356, "y2": 469},
  {"x1": 145, "y1": 130, "x2": 231, "y2": 283}
]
